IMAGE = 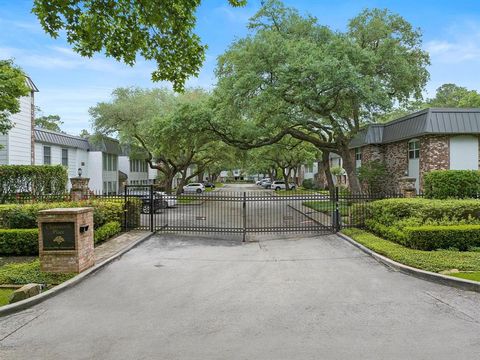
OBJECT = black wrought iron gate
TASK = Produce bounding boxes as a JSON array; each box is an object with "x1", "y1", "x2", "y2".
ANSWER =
[{"x1": 123, "y1": 185, "x2": 340, "y2": 240}]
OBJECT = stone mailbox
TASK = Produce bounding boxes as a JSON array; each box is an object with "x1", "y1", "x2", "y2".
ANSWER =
[{"x1": 38, "y1": 207, "x2": 94, "y2": 273}]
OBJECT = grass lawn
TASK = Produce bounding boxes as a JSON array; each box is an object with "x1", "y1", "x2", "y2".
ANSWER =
[
  {"x1": 303, "y1": 200, "x2": 350, "y2": 216},
  {"x1": 0, "y1": 288, "x2": 14, "y2": 307},
  {"x1": 450, "y1": 272, "x2": 480, "y2": 282},
  {"x1": 342, "y1": 228, "x2": 480, "y2": 274},
  {"x1": 0, "y1": 260, "x2": 75, "y2": 285}
]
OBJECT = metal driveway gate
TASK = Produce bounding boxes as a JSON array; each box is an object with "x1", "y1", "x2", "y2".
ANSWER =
[{"x1": 123, "y1": 185, "x2": 338, "y2": 240}]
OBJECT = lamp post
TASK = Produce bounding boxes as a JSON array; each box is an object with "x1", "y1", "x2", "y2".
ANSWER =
[{"x1": 77, "y1": 167, "x2": 83, "y2": 177}]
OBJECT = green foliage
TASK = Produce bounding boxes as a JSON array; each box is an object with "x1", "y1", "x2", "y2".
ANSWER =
[
  {"x1": 363, "y1": 198, "x2": 480, "y2": 226},
  {"x1": 0, "y1": 288, "x2": 14, "y2": 306},
  {"x1": 0, "y1": 229, "x2": 39, "y2": 256},
  {"x1": 35, "y1": 113, "x2": 63, "y2": 132},
  {"x1": 404, "y1": 225, "x2": 480, "y2": 251},
  {"x1": 0, "y1": 260, "x2": 75, "y2": 285},
  {"x1": 357, "y1": 160, "x2": 389, "y2": 194},
  {"x1": 0, "y1": 165, "x2": 68, "y2": 203},
  {"x1": 94, "y1": 221, "x2": 122, "y2": 245},
  {"x1": 0, "y1": 200, "x2": 128, "y2": 230},
  {"x1": 212, "y1": 1, "x2": 430, "y2": 192},
  {"x1": 302, "y1": 179, "x2": 315, "y2": 189},
  {"x1": 0, "y1": 60, "x2": 30, "y2": 136},
  {"x1": 424, "y1": 170, "x2": 480, "y2": 199},
  {"x1": 342, "y1": 228, "x2": 480, "y2": 273},
  {"x1": 360, "y1": 198, "x2": 480, "y2": 250},
  {"x1": 428, "y1": 83, "x2": 480, "y2": 108},
  {"x1": 32, "y1": 0, "x2": 246, "y2": 91},
  {"x1": 450, "y1": 272, "x2": 480, "y2": 282}
]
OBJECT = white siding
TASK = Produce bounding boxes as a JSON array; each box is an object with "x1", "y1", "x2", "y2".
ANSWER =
[
  {"x1": 87, "y1": 152, "x2": 103, "y2": 193},
  {"x1": 0, "y1": 134, "x2": 8, "y2": 164},
  {"x1": 7, "y1": 94, "x2": 32, "y2": 165},
  {"x1": 450, "y1": 135, "x2": 479, "y2": 170}
]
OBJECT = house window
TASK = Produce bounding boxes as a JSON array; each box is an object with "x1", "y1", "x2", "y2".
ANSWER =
[
  {"x1": 103, "y1": 153, "x2": 107, "y2": 171},
  {"x1": 43, "y1": 146, "x2": 51, "y2": 165},
  {"x1": 112, "y1": 155, "x2": 117, "y2": 171},
  {"x1": 408, "y1": 140, "x2": 420, "y2": 159},
  {"x1": 355, "y1": 148, "x2": 362, "y2": 168},
  {"x1": 61, "y1": 149, "x2": 68, "y2": 166}
]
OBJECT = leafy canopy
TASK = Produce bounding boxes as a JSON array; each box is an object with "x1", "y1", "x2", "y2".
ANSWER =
[
  {"x1": 35, "y1": 111, "x2": 63, "y2": 132},
  {"x1": 33, "y1": 0, "x2": 246, "y2": 91},
  {"x1": 0, "y1": 60, "x2": 30, "y2": 135},
  {"x1": 211, "y1": 0, "x2": 430, "y2": 192}
]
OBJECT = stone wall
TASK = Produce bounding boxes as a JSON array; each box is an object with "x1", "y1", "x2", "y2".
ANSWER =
[{"x1": 383, "y1": 141, "x2": 408, "y2": 192}]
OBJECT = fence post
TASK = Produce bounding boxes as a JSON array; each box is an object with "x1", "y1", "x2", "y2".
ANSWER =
[
  {"x1": 149, "y1": 185, "x2": 154, "y2": 233},
  {"x1": 123, "y1": 186, "x2": 128, "y2": 231},
  {"x1": 242, "y1": 192, "x2": 247, "y2": 242},
  {"x1": 333, "y1": 187, "x2": 341, "y2": 232}
]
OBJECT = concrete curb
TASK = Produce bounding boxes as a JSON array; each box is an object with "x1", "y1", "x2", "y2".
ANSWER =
[
  {"x1": 0, "y1": 232, "x2": 154, "y2": 317},
  {"x1": 338, "y1": 232, "x2": 480, "y2": 293}
]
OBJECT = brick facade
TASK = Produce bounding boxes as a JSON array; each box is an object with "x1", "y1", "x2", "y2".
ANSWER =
[{"x1": 350, "y1": 135, "x2": 454, "y2": 193}]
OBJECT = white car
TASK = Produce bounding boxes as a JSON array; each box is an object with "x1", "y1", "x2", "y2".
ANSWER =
[
  {"x1": 270, "y1": 180, "x2": 296, "y2": 191},
  {"x1": 256, "y1": 178, "x2": 270, "y2": 185},
  {"x1": 183, "y1": 183, "x2": 205, "y2": 194},
  {"x1": 156, "y1": 192, "x2": 177, "y2": 207}
]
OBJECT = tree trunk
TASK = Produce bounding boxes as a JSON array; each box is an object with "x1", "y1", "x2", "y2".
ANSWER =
[
  {"x1": 293, "y1": 166, "x2": 298, "y2": 186},
  {"x1": 176, "y1": 170, "x2": 188, "y2": 195},
  {"x1": 339, "y1": 145, "x2": 362, "y2": 193},
  {"x1": 321, "y1": 151, "x2": 335, "y2": 195},
  {"x1": 282, "y1": 168, "x2": 292, "y2": 190},
  {"x1": 197, "y1": 171, "x2": 204, "y2": 183}
]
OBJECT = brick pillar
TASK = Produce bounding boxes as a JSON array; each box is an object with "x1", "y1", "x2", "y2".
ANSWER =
[
  {"x1": 398, "y1": 177, "x2": 417, "y2": 198},
  {"x1": 70, "y1": 177, "x2": 90, "y2": 200},
  {"x1": 38, "y1": 207, "x2": 95, "y2": 273}
]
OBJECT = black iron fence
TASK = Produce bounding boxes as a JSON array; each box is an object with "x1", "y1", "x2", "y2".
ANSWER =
[
  {"x1": 1, "y1": 185, "x2": 404, "y2": 239},
  {"x1": 122, "y1": 185, "x2": 404, "y2": 240}
]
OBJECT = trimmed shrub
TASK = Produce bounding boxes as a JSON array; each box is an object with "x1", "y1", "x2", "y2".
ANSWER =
[
  {"x1": 0, "y1": 260, "x2": 75, "y2": 285},
  {"x1": 424, "y1": 170, "x2": 480, "y2": 199},
  {"x1": 404, "y1": 225, "x2": 480, "y2": 251},
  {"x1": 94, "y1": 221, "x2": 122, "y2": 245},
  {"x1": 0, "y1": 229, "x2": 38, "y2": 256},
  {"x1": 302, "y1": 179, "x2": 315, "y2": 190},
  {"x1": 0, "y1": 200, "x2": 129, "y2": 230},
  {"x1": 0, "y1": 165, "x2": 68, "y2": 203},
  {"x1": 363, "y1": 198, "x2": 480, "y2": 226}
]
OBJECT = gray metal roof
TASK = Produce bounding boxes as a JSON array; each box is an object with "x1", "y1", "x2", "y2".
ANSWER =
[
  {"x1": 350, "y1": 108, "x2": 480, "y2": 148},
  {"x1": 34, "y1": 128, "x2": 90, "y2": 150},
  {"x1": 34, "y1": 128, "x2": 121, "y2": 154},
  {"x1": 87, "y1": 137, "x2": 121, "y2": 155}
]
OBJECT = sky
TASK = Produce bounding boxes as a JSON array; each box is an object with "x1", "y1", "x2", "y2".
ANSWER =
[{"x1": 2, "y1": 0, "x2": 480, "y2": 135}]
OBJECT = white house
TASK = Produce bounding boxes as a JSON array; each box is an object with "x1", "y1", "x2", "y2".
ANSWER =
[{"x1": 0, "y1": 77, "x2": 38, "y2": 165}]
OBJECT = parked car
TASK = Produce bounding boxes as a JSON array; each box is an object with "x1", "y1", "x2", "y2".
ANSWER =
[
  {"x1": 270, "y1": 180, "x2": 296, "y2": 191},
  {"x1": 261, "y1": 180, "x2": 272, "y2": 188},
  {"x1": 256, "y1": 178, "x2": 270, "y2": 185},
  {"x1": 183, "y1": 183, "x2": 205, "y2": 193},
  {"x1": 156, "y1": 192, "x2": 177, "y2": 208},
  {"x1": 203, "y1": 181, "x2": 216, "y2": 188},
  {"x1": 122, "y1": 190, "x2": 170, "y2": 214}
]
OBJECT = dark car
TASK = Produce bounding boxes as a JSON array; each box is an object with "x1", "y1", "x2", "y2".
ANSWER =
[
  {"x1": 203, "y1": 181, "x2": 216, "y2": 188},
  {"x1": 123, "y1": 190, "x2": 169, "y2": 214}
]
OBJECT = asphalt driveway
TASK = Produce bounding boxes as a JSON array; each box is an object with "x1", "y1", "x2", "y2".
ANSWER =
[{"x1": 1, "y1": 233, "x2": 480, "y2": 359}]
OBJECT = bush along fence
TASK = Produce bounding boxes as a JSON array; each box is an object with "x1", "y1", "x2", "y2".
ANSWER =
[
  {"x1": 0, "y1": 197, "x2": 141, "y2": 256},
  {"x1": 0, "y1": 165, "x2": 68, "y2": 204}
]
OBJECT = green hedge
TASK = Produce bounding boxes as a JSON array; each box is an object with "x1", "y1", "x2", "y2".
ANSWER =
[
  {"x1": 94, "y1": 221, "x2": 121, "y2": 245},
  {"x1": 404, "y1": 225, "x2": 480, "y2": 251},
  {"x1": 0, "y1": 199, "x2": 136, "y2": 230},
  {"x1": 363, "y1": 198, "x2": 480, "y2": 227},
  {"x1": 424, "y1": 170, "x2": 480, "y2": 199},
  {"x1": 0, "y1": 229, "x2": 38, "y2": 256},
  {"x1": 0, "y1": 165, "x2": 68, "y2": 203}
]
